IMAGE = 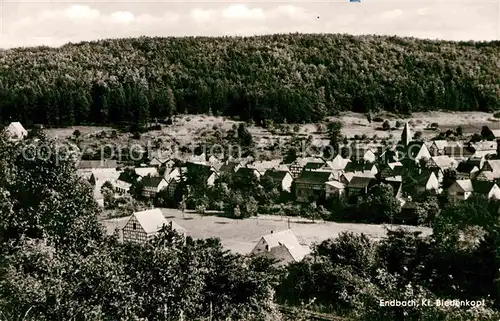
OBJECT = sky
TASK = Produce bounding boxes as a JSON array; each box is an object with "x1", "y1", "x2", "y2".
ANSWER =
[{"x1": 0, "y1": 0, "x2": 498, "y2": 48}]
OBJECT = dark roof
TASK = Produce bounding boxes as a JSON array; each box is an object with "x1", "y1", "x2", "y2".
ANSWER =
[
  {"x1": 344, "y1": 162, "x2": 375, "y2": 173},
  {"x1": 303, "y1": 162, "x2": 325, "y2": 170},
  {"x1": 443, "y1": 146, "x2": 475, "y2": 157},
  {"x1": 235, "y1": 167, "x2": 258, "y2": 178},
  {"x1": 456, "y1": 161, "x2": 478, "y2": 174},
  {"x1": 141, "y1": 176, "x2": 165, "y2": 188},
  {"x1": 219, "y1": 162, "x2": 239, "y2": 173},
  {"x1": 385, "y1": 180, "x2": 402, "y2": 197},
  {"x1": 264, "y1": 170, "x2": 290, "y2": 181},
  {"x1": 118, "y1": 171, "x2": 138, "y2": 184},
  {"x1": 415, "y1": 170, "x2": 435, "y2": 185},
  {"x1": 472, "y1": 180, "x2": 496, "y2": 194},
  {"x1": 77, "y1": 159, "x2": 117, "y2": 169},
  {"x1": 378, "y1": 164, "x2": 404, "y2": 178},
  {"x1": 294, "y1": 171, "x2": 332, "y2": 184},
  {"x1": 348, "y1": 176, "x2": 375, "y2": 189}
]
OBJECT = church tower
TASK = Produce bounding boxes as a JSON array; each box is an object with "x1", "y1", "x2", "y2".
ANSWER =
[{"x1": 401, "y1": 122, "x2": 411, "y2": 147}]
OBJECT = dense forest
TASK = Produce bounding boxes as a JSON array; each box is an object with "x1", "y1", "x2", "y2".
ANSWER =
[{"x1": 0, "y1": 34, "x2": 499, "y2": 128}]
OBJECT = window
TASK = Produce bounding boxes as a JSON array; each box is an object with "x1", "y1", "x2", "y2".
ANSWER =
[
  {"x1": 265, "y1": 245, "x2": 269, "y2": 251},
  {"x1": 132, "y1": 223, "x2": 136, "y2": 230}
]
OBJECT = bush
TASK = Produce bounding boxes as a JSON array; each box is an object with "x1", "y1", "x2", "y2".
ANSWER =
[
  {"x1": 373, "y1": 117, "x2": 384, "y2": 123},
  {"x1": 494, "y1": 111, "x2": 500, "y2": 118},
  {"x1": 382, "y1": 120, "x2": 391, "y2": 131}
]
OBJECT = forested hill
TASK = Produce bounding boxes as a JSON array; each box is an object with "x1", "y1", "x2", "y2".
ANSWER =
[{"x1": 0, "y1": 34, "x2": 499, "y2": 127}]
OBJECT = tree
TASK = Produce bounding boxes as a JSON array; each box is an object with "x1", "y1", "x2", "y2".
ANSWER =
[
  {"x1": 382, "y1": 120, "x2": 391, "y2": 131},
  {"x1": 327, "y1": 121, "x2": 343, "y2": 155},
  {"x1": 0, "y1": 134, "x2": 103, "y2": 250},
  {"x1": 456, "y1": 126, "x2": 463, "y2": 136},
  {"x1": 362, "y1": 183, "x2": 401, "y2": 223}
]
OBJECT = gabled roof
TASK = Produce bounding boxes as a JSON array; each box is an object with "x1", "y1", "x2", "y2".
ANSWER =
[
  {"x1": 135, "y1": 166, "x2": 159, "y2": 177},
  {"x1": 415, "y1": 170, "x2": 436, "y2": 185},
  {"x1": 484, "y1": 160, "x2": 500, "y2": 172},
  {"x1": 430, "y1": 156, "x2": 457, "y2": 169},
  {"x1": 456, "y1": 161, "x2": 479, "y2": 174},
  {"x1": 325, "y1": 181, "x2": 345, "y2": 189},
  {"x1": 294, "y1": 171, "x2": 332, "y2": 184},
  {"x1": 473, "y1": 141, "x2": 497, "y2": 151},
  {"x1": 77, "y1": 159, "x2": 117, "y2": 170},
  {"x1": 249, "y1": 159, "x2": 282, "y2": 172},
  {"x1": 324, "y1": 155, "x2": 350, "y2": 171},
  {"x1": 131, "y1": 208, "x2": 186, "y2": 235},
  {"x1": 5, "y1": 122, "x2": 27, "y2": 138},
  {"x1": 348, "y1": 176, "x2": 375, "y2": 189},
  {"x1": 303, "y1": 161, "x2": 326, "y2": 170},
  {"x1": 264, "y1": 169, "x2": 291, "y2": 181},
  {"x1": 431, "y1": 140, "x2": 449, "y2": 150},
  {"x1": 454, "y1": 179, "x2": 474, "y2": 193},
  {"x1": 235, "y1": 167, "x2": 260, "y2": 178},
  {"x1": 118, "y1": 171, "x2": 138, "y2": 184},
  {"x1": 260, "y1": 229, "x2": 307, "y2": 262},
  {"x1": 141, "y1": 176, "x2": 166, "y2": 188},
  {"x1": 219, "y1": 161, "x2": 240, "y2": 173},
  {"x1": 472, "y1": 180, "x2": 496, "y2": 194},
  {"x1": 443, "y1": 146, "x2": 475, "y2": 158},
  {"x1": 344, "y1": 162, "x2": 376, "y2": 173}
]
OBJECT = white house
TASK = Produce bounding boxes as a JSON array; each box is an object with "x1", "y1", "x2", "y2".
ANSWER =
[
  {"x1": 135, "y1": 166, "x2": 159, "y2": 178},
  {"x1": 416, "y1": 171, "x2": 440, "y2": 194},
  {"x1": 471, "y1": 181, "x2": 500, "y2": 200},
  {"x1": 122, "y1": 209, "x2": 186, "y2": 243},
  {"x1": 263, "y1": 169, "x2": 293, "y2": 192},
  {"x1": 251, "y1": 230, "x2": 309, "y2": 266},
  {"x1": 4, "y1": 122, "x2": 28, "y2": 140},
  {"x1": 325, "y1": 181, "x2": 346, "y2": 199},
  {"x1": 447, "y1": 179, "x2": 473, "y2": 202},
  {"x1": 141, "y1": 176, "x2": 169, "y2": 198}
]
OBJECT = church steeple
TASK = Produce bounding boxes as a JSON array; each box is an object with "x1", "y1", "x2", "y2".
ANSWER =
[{"x1": 401, "y1": 122, "x2": 411, "y2": 147}]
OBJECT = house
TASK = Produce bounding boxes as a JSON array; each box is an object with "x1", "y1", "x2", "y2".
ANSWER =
[
  {"x1": 447, "y1": 179, "x2": 473, "y2": 202},
  {"x1": 340, "y1": 171, "x2": 376, "y2": 185},
  {"x1": 251, "y1": 230, "x2": 309, "y2": 266},
  {"x1": 325, "y1": 181, "x2": 346, "y2": 199},
  {"x1": 347, "y1": 176, "x2": 375, "y2": 198},
  {"x1": 88, "y1": 170, "x2": 122, "y2": 207},
  {"x1": 76, "y1": 159, "x2": 118, "y2": 176},
  {"x1": 4, "y1": 122, "x2": 28, "y2": 140},
  {"x1": 427, "y1": 156, "x2": 457, "y2": 171},
  {"x1": 415, "y1": 170, "x2": 440, "y2": 194},
  {"x1": 249, "y1": 159, "x2": 282, "y2": 173},
  {"x1": 288, "y1": 157, "x2": 324, "y2": 178},
  {"x1": 263, "y1": 169, "x2": 293, "y2": 192},
  {"x1": 141, "y1": 176, "x2": 169, "y2": 198},
  {"x1": 471, "y1": 180, "x2": 500, "y2": 199},
  {"x1": 135, "y1": 166, "x2": 159, "y2": 178},
  {"x1": 443, "y1": 145, "x2": 475, "y2": 160},
  {"x1": 480, "y1": 160, "x2": 500, "y2": 179},
  {"x1": 350, "y1": 148, "x2": 376, "y2": 163},
  {"x1": 293, "y1": 171, "x2": 333, "y2": 202},
  {"x1": 150, "y1": 157, "x2": 171, "y2": 167},
  {"x1": 113, "y1": 171, "x2": 138, "y2": 194},
  {"x1": 472, "y1": 141, "x2": 497, "y2": 157},
  {"x1": 428, "y1": 140, "x2": 449, "y2": 156},
  {"x1": 218, "y1": 160, "x2": 241, "y2": 175},
  {"x1": 344, "y1": 162, "x2": 378, "y2": 176},
  {"x1": 185, "y1": 162, "x2": 219, "y2": 187},
  {"x1": 122, "y1": 209, "x2": 186, "y2": 243},
  {"x1": 456, "y1": 159, "x2": 482, "y2": 180},
  {"x1": 234, "y1": 167, "x2": 261, "y2": 180},
  {"x1": 401, "y1": 141, "x2": 431, "y2": 163},
  {"x1": 377, "y1": 162, "x2": 404, "y2": 181},
  {"x1": 324, "y1": 155, "x2": 351, "y2": 180}
]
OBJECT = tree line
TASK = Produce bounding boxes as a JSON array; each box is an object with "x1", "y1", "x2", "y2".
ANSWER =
[{"x1": 0, "y1": 34, "x2": 499, "y2": 128}]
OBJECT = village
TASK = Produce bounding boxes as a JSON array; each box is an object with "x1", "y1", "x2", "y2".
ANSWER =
[{"x1": 4, "y1": 114, "x2": 500, "y2": 266}]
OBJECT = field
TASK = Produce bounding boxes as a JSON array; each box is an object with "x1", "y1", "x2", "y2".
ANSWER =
[
  {"x1": 102, "y1": 208, "x2": 432, "y2": 255},
  {"x1": 43, "y1": 111, "x2": 500, "y2": 159}
]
